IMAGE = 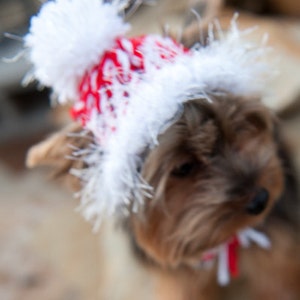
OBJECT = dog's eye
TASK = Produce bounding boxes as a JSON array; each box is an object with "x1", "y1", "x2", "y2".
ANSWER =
[
  {"x1": 171, "y1": 161, "x2": 196, "y2": 177},
  {"x1": 246, "y1": 112, "x2": 270, "y2": 131}
]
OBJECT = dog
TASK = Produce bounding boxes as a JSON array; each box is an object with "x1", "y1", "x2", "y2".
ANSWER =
[{"x1": 27, "y1": 91, "x2": 300, "y2": 299}]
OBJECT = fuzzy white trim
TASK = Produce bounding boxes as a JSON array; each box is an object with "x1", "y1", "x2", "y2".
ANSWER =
[
  {"x1": 77, "y1": 25, "x2": 270, "y2": 223},
  {"x1": 25, "y1": 0, "x2": 130, "y2": 103}
]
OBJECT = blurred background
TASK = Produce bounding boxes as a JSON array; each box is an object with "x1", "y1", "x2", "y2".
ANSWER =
[{"x1": 0, "y1": 0, "x2": 299, "y2": 299}]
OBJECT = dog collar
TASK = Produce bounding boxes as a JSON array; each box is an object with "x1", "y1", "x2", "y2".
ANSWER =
[{"x1": 197, "y1": 228, "x2": 271, "y2": 285}]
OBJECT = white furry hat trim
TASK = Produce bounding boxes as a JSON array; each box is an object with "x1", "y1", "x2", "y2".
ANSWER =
[{"x1": 24, "y1": 0, "x2": 269, "y2": 225}]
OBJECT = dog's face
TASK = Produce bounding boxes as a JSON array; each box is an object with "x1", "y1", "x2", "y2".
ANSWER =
[
  {"x1": 131, "y1": 95, "x2": 284, "y2": 268},
  {"x1": 26, "y1": 93, "x2": 285, "y2": 270}
]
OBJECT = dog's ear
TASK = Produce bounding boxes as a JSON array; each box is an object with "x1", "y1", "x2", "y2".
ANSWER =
[{"x1": 26, "y1": 123, "x2": 92, "y2": 189}]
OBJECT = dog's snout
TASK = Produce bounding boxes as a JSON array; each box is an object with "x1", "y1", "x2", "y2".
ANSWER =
[{"x1": 246, "y1": 188, "x2": 269, "y2": 215}]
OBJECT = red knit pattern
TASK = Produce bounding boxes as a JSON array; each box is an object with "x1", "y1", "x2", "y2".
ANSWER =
[
  {"x1": 70, "y1": 36, "x2": 187, "y2": 125},
  {"x1": 228, "y1": 237, "x2": 240, "y2": 278}
]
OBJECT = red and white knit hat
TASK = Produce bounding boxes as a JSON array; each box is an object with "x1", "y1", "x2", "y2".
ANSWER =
[{"x1": 25, "y1": 0, "x2": 269, "y2": 222}]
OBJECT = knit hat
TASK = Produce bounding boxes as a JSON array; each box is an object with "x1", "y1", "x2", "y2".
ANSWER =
[{"x1": 25, "y1": 0, "x2": 268, "y2": 224}]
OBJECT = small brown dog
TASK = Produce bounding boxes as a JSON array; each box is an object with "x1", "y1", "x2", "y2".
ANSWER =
[
  {"x1": 23, "y1": 1, "x2": 300, "y2": 298},
  {"x1": 27, "y1": 93, "x2": 300, "y2": 299}
]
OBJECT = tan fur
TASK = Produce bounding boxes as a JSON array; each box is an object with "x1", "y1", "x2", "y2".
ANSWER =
[
  {"x1": 26, "y1": 95, "x2": 300, "y2": 299},
  {"x1": 131, "y1": 96, "x2": 284, "y2": 267},
  {"x1": 26, "y1": 122, "x2": 91, "y2": 189}
]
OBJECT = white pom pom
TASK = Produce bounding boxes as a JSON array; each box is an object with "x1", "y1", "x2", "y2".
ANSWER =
[{"x1": 25, "y1": 0, "x2": 130, "y2": 103}]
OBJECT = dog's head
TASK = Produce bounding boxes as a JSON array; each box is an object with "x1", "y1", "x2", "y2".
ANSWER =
[
  {"x1": 27, "y1": 94, "x2": 285, "y2": 269},
  {"x1": 130, "y1": 94, "x2": 284, "y2": 268}
]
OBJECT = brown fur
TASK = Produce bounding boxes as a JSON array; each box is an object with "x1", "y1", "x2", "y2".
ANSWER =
[
  {"x1": 27, "y1": 95, "x2": 300, "y2": 299},
  {"x1": 131, "y1": 95, "x2": 284, "y2": 267}
]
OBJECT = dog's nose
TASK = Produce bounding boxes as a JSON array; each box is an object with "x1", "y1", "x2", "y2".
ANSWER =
[{"x1": 246, "y1": 188, "x2": 269, "y2": 215}]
